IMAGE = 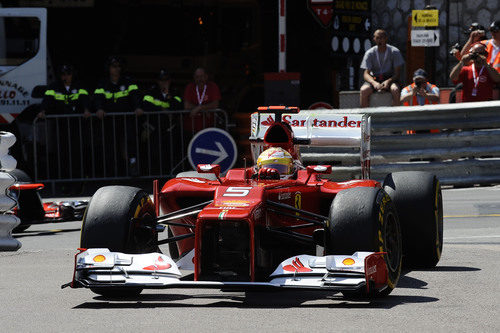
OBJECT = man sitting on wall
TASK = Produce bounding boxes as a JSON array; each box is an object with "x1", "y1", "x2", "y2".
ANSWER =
[{"x1": 359, "y1": 29, "x2": 405, "y2": 108}]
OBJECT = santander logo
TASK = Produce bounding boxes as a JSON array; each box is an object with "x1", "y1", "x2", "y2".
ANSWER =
[{"x1": 261, "y1": 115, "x2": 361, "y2": 128}]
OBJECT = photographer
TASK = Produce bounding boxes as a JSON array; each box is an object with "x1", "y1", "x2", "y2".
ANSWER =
[
  {"x1": 450, "y1": 43, "x2": 500, "y2": 102},
  {"x1": 453, "y1": 23, "x2": 487, "y2": 61},
  {"x1": 400, "y1": 69, "x2": 440, "y2": 106}
]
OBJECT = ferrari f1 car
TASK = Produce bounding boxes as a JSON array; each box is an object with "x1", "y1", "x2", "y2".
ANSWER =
[{"x1": 64, "y1": 106, "x2": 443, "y2": 298}]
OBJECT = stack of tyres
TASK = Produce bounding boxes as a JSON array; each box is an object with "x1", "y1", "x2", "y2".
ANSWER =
[{"x1": 0, "y1": 132, "x2": 20, "y2": 251}]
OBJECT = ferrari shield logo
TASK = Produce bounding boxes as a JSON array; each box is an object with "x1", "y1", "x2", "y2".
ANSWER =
[{"x1": 294, "y1": 192, "x2": 302, "y2": 210}]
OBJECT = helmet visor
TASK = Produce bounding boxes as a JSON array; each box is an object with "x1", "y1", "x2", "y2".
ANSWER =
[{"x1": 262, "y1": 163, "x2": 291, "y2": 175}]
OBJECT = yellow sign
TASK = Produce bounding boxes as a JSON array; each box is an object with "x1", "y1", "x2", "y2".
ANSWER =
[{"x1": 412, "y1": 9, "x2": 439, "y2": 27}]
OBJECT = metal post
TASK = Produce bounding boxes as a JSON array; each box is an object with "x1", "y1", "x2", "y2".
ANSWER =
[{"x1": 278, "y1": 0, "x2": 286, "y2": 72}]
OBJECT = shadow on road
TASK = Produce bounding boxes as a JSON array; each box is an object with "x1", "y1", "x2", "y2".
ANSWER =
[
  {"x1": 412, "y1": 266, "x2": 481, "y2": 272},
  {"x1": 13, "y1": 228, "x2": 81, "y2": 238},
  {"x1": 73, "y1": 290, "x2": 439, "y2": 310}
]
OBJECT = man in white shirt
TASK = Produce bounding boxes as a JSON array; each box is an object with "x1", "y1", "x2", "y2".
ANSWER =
[{"x1": 359, "y1": 29, "x2": 405, "y2": 107}]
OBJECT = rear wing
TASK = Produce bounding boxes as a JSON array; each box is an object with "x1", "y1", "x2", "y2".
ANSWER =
[{"x1": 249, "y1": 111, "x2": 371, "y2": 179}]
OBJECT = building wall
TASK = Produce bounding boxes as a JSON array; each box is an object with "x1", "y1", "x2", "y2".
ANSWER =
[{"x1": 371, "y1": 0, "x2": 500, "y2": 87}]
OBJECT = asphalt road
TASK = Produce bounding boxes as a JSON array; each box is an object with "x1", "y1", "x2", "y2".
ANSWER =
[{"x1": 1, "y1": 187, "x2": 499, "y2": 332}]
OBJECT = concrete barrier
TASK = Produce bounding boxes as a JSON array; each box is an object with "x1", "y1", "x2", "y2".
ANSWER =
[{"x1": 0, "y1": 131, "x2": 20, "y2": 251}]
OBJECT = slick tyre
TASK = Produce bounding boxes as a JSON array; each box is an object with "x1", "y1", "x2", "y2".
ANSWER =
[
  {"x1": 383, "y1": 172, "x2": 443, "y2": 268},
  {"x1": 325, "y1": 187, "x2": 402, "y2": 297},
  {"x1": 8, "y1": 169, "x2": 42, "y2": 233},
  {"x1": 80, "y1": 186, "x2": 158, "y2": 297}
]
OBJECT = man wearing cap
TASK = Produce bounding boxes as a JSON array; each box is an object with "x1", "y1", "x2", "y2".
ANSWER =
[
  {"x1": 37, "y1": 64, "x2": 91, "y2": 182},
  {"x1": 142, "y1": 69, "x2": 182, "y2": 112},
  {"x1": 140, "y1": 69, "x2": 183, "y2": 174},
  {"x1": 93, "y1": 56, "x2": 143, "y2": 176},
  {"x1": 359, "y1": 29, "x2": 405, "y2": 107},
  {"x1": 400, "y1": 69, "x2": 440, "y2": 106},
  {"x1": 450, "y1": 43, "x2": 500, "y2": 102},
  {"x1": 94, "y1": 56, "x2": 143, "y2": 118},
  {"x1": 39, "y1": 64, "x2": 90, "y2": 118}
]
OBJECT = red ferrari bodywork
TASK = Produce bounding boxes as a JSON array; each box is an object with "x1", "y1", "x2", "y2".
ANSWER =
[{"x1": 160, "y1": 169, "x2": 379, "y2": 281}]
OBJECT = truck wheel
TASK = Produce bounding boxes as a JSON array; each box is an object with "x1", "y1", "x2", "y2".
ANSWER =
[
  {"x1": 383, "y1": 172, "x2": 443, "y2": 268},
  {"x1": 325, "y1": 187, "x2": 402, "y2": 297},
  {"x1": 80, "y1": 186, "x2": 158, "y2": 297}
]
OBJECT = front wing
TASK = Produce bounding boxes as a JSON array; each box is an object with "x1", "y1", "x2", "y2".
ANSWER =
[{"x1": 64, "y1": 249, "x2": 389, "y2": 294}]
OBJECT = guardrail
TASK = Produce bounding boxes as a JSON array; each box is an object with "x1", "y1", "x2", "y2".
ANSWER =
[
  {"x1": 32, "y1": 109, "x2": 229, "y2": 188},
  {"x1": 300, "y1": 100, "x2": 500, "y2": 186},
  {"x1": 0, "y1": 132, "x2": 21, "y2": 251}
]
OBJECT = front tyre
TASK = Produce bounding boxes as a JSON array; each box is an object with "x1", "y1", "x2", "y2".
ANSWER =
[
  {"x1": 325, "y1": 187, "x2": 402, "y2": 297},
  {"x1": 80, "y1": 186, "x2": 158, "y2": 297}
]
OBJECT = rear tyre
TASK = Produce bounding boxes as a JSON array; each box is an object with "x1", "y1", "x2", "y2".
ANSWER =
[
  {"x1": 325, "y1": 187, "x2": 402, "y2": 297},
  {"x1": 9, "y1": 169, "x2": 43, "y2": 233},
  {"x1": 383, "y1": 172, "x2": 443, "y2": 268},
  {"x1": 81, "y1": 186, "x2": 158, "y2": 297}
]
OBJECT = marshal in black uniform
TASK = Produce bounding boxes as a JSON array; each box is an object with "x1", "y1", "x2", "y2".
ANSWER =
[{"x1": 38, "y1": 64, "x2": 91, "y2": 180}]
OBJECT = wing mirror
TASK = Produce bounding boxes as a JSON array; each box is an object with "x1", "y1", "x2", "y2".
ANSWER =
[
  {"x1": 306, "y1": 165, "x2": 332, "y2": 175},
  {"x1": 306, "y1": 165, "x2": 332, "y2": 184},
  {"x1": 197, "y1": 164, "x2": 222, "y2": 183}
]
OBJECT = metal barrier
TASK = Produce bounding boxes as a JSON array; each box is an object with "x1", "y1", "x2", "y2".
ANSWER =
[
  {"x1": 32, "y1": 109, "x2": 229, "y2": 187},
  {"x1": 300, "y1": 100, "x2": 500, "y2": 186}
]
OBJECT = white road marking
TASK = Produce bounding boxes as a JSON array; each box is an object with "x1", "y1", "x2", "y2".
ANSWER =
[{"x1": 444, "y1": 235, "x2": 500, "y2": 240}]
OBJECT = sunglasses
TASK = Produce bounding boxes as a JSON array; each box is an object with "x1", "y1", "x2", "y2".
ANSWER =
[{"x1": 490, "y1": 27, "x2": 500, "y2": 33}]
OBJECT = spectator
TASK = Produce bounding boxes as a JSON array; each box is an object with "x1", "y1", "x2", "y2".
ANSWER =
[
  {"x1": 37, "y1": 64, "x2": 90, "y2": 181},
  {"x1": 450, "y1": 43, "x2": 500, "y2": 102},
  {"x1": 184, "y1": 67, "x2": 221, "y2": 117},
  {"x1": 182, "y1": 68, "x2": 221, "y2": 134},
  {"x1": 400, "y1": 69, "x2": 440, "y2": 106},
  {"x1": 93, "y1": 56, "x2": 143, "y2": 176},
  {"x1": 481, "y1": 20, "x2": 500, "y2": 74},
  {"x1": 455, "y1": 23, "x2": 487, "y2": 61},
  {"x1": 359, "y1": 29, "x2": 404, "y2": 107}
]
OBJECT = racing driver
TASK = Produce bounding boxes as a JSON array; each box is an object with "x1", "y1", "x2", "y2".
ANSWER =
[{"x1": 256, "y1": 147, "x2": 301, "y2": 180}]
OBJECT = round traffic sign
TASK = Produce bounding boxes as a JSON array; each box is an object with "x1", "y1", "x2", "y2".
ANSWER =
[{"x1": 187, "y1": 128, "x2": 237, "y2": 174}]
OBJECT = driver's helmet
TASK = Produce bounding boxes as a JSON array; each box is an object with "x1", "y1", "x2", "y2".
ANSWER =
[{"x1": 257, "y1": 147, "x2": 294, "y2": 177}]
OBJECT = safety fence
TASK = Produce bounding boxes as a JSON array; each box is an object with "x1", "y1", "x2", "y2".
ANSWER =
[
  {"x1": 0, "y1": 132, "x2": 21, "y2": 251},
  {"x1": 300, "y1": 100, "x2": 500, "y2": 186},
  {"x1": 32, "y1": 109, "x2": 229, "y2": 187}
]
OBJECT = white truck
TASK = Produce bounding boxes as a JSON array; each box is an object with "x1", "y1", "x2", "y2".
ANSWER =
[{"x1": 0, "y1": 7, "x2": 47, "y2": 126}]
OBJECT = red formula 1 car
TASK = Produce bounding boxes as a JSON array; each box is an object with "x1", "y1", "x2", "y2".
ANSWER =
[
  {"x1": 65, "y1": 106, "x2": 443, "y2": 298},
  {"x1": 7, "y1": 169, "x2": 88, "y2": 232}
]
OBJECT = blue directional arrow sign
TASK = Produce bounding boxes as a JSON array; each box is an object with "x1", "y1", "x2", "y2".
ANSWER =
[{"x1": 187, "y1": 128, "x2": 237, "y2": 174}]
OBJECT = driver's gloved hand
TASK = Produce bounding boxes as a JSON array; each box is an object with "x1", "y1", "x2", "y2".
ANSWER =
[{"x1": 258, "y1": 167, "x2": 280, "y2": 180}]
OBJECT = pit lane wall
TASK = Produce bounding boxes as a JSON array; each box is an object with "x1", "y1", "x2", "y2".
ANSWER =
[
  {"x1": 0, "y1": 132, "x2": 20, "y2": 251},
  {"x1": 298, "y1": 100, "x2": 500, "y2": 186}
]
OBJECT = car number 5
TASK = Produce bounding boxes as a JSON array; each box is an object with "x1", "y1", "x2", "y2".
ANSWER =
[{"x1": 223, "y1": 187, "x2": 252, "y2": 197}]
